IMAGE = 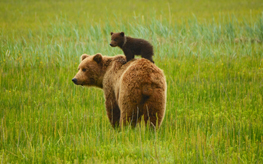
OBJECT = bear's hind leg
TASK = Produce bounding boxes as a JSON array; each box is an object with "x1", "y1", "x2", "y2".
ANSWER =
[
  {"x1": 141, "y1": 51, "x2": 154, "y2": 63},
  {"x1": 141, "y1": 89, "x2": 166, "y2": 128},
  {"x1": 119, "y1": 106, "x2": 142, "y2": 128}
]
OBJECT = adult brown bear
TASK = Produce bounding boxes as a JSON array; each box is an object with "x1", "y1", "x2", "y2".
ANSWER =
[{"x1": 72, "y1": 53, "x2": 166, "y2": 128}]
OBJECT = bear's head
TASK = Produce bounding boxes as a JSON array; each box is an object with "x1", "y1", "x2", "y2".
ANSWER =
[
  {"x1": 72, "y1": 53, "x2": 104, "y2": 88},
  {"x1": 110, "y1": 32, "x2": 125, "y2": 48}
]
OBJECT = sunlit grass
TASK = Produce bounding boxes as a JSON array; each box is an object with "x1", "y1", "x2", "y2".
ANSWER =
[{"x1": 1, "y1": 0, "x2": 263, "y2": 163}]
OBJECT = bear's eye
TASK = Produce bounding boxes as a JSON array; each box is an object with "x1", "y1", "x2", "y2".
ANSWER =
[
  {"x1": 82, "y1": 68, "x2": 86, "y2": 72},
  {"x1": 114, "y1": 39, "x2": 117, "y2": 41}
]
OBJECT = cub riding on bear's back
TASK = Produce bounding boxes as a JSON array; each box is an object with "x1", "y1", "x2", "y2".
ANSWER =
[{"x1": 110, "y1": 32, "x2": 154, "y2": 63}]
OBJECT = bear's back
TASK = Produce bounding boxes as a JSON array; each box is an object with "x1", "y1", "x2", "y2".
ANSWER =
[{"x1": 119, "y1": 58, "x2": 165, "y2": 90}]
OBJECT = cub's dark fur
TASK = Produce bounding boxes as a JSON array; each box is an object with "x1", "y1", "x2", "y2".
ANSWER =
[{"x1": 110, "y1": 32, "x2": 154, "y2": 63}]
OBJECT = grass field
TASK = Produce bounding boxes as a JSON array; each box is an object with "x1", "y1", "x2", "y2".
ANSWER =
[{"x1": 1, "y1": 0, "x2": 263, "y2": 163}]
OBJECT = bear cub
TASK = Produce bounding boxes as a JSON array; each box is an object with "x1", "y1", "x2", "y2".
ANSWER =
[{"x1": 110, "y1": 32, "x2": 154, "y2": 63}]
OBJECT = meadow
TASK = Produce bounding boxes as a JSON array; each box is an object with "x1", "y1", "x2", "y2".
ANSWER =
[{"x1": 1, "y1": 0, "x2": 263, "y2": 163}]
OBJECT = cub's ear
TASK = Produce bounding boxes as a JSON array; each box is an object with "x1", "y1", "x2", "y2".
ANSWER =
[
  {"x1": 93, "y1": 53, "x2": 102, "y2": 63},
  {"x1": 110, "y1": 32, "x2": 113, "y2": 35},
  {"x1": 120, "y1": 32, "x2": 125, "y2": 37},
  {"x1": 81, "y1": 54, "x2": 89, "y2": 61}
]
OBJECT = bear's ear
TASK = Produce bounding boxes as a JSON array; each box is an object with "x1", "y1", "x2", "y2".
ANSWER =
[
  {"x1": 120, "y1": 32, "x2": 125, "y2": 37},
  {"x1": 110, "y1": 32, "x2": 113, "y2": 35},
  {"x1": 81, "y1": 54, "x2": 89, "y2": 61},
  {"x1": 93, "y1": 53, "x2": 102, "y2": 63}
]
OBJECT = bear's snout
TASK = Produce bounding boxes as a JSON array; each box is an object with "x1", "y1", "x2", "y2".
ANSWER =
[
  {"x1": 110, "y1": 43, "x2": 113, "y2": 47},
  {"x1": 72, "y1": 78, "x2": 78, "y2": 84}
]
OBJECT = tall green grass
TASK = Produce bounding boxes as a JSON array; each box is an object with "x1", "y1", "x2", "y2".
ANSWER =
[{"x1": 1, "y1": 0, "x2": 263, "y2": 163}]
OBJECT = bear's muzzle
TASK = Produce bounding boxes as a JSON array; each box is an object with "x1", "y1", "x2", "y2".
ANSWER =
[{"x1": 72, "y1": 78, "x2": 78, "y2": 84}]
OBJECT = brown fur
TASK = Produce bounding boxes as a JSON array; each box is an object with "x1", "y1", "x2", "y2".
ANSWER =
[
  {"x1": 110, "y1": 32, "x2": 155, "y2": 63},
  {"x1": 72, "y1": 53, "x2": 166, "y2": 128}
]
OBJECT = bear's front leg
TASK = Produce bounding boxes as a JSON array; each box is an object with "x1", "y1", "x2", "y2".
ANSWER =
[
  {"x1": 105, "y1": 99, "x2": 120, "y2": 128},
  {"x1": 123, "y1": 50, "x2": 134, "y2": 63}
]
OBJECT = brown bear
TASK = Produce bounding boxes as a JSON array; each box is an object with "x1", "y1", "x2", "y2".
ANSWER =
[
  {"x1": 72, "y1": 53, "x2": 166, "y2": 128},
  {"x1": 110, "y1": 32, "x2": 155, "y2": 63}
]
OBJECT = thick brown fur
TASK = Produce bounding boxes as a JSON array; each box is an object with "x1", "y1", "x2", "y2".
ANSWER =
[
  {"x1": 110, "y1": 32, "x2": 155, "y2": 63},
  {"x1": 72, "y1": 53, "x2": 166, "y2": 128}
]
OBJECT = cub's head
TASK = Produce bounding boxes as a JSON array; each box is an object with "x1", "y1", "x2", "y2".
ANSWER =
[
  {"x1": 110, "y1": 32, "x2": 125, "y2": 47},
  {"x1": 72, "y1": 53, "x2": 104, "y2": 88}
]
